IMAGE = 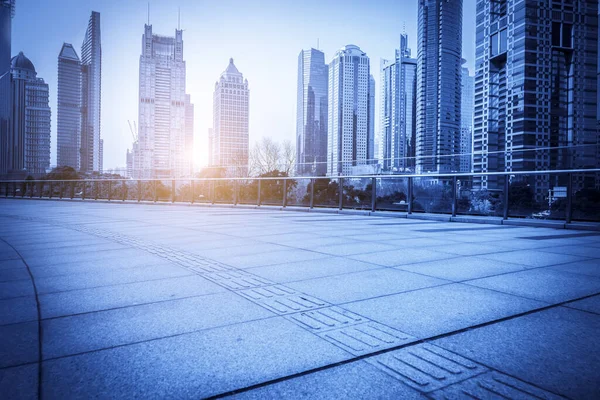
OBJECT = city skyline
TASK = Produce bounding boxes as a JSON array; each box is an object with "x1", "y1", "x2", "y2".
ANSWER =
[{"x1": 11, "y1": 0, "x2": 478, "y2": 171}]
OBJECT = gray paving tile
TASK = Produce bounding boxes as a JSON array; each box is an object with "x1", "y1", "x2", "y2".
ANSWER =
[
  {"x1": 35, "y1": 264, "x2": 193, "y2": 294},
  {"x1": 288, "y1": 269, "x2": 446, "y2": 304},
  {"x1": 219, "y1": 250, "x2": 329, "y2": 269},
  {"x1": 478, "y1": 249, "x2": 590, "y2": 268},
  {"x1": 0, "y1": 321, "x2": 38, "y2": 368},
  {"x1": 248, "y1": 257, "x2": 381, "y2": 283},
  {"x1": 0, "y1": 364, "x2": 38, "y2": 400},
  {"x1": 537, "y1": 244, "x2": 600, "y2": 258},
  {"x1": 432, "y1": 243, "x2": 510, "y2": 256},
  {"x1": 0, "y1": 267, "x2": 30, "y2": 282},
  {"x1": 565, "y1": 295, "x2": 600, "y2": 315},
  {"x1": 550, "y1": 259, "x2": 600, "y2": 278},
  {"x1": 467, "y1": 268, "x2": 600, "y2": 303},
  {"x1": 396, "y1": 256, "x2": 528, "y2": 281},
  {"x1": 433, "y1": 307, "x2": 600, "y2": 400},
  {"x1": 349, "y1": 248, "x2": 457, "y2": 267},
  {"x1": 42, "y1": 317, "x2": 350, "y2": 399},
  {"x1": 0, "y1": 259, "x2": 26, "y2": 270},
  {"x1": 233, "y1": 361, "x2": 426, "y2": 399},
  {"x1": 43, "y1": 291, "x2": 274, "y2": 359},
  {"x1": 29, "y1": 254, "x2": 169, "y2": 278},
  {"x1": 0, "y1": 279, "x2": 33, "y2": 300},
  {"x1": 21, "y1": 242, "x2": 129, "y2": 258},
  {"x1": 345, "y1": 284, "x2": 545, "y2": 338},
  {"x1": 39, "y1": 275, "x2": 225, "y2": 318},
  {"x1": 23, "y1": 248, "x2": 148, "y2": 268},
  {"x1": 0, "y1": 296, "x2": 38, "y2": 326},
  {"x1": 311, "y1": 242, "x2": 397, "y2": 256}
]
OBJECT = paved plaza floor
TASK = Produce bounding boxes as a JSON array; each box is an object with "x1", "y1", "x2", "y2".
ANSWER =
[{"x1": 1, "y1": 199, "x2": 599, "y2": 399}]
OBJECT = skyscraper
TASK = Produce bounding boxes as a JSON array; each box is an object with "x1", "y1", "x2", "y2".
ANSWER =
[
  {"x1": 135, "y1": 23, "x2": 192, "y2": 178},
  {"x1": 296, "y1": 48, "x2": 328, "y2": 176},
  {"x1": 416, "y1": 0, "x2": 463, "y2": 173},
  {"x1": 327, "y1": 45, "x2": 372, "y2": 176},
  {"x1": 185, "y1": 94, "x2": 194, "y2": 175},
  {"x1": 80, "y1": 11, "x2": 102, "y2": 173},
  {"x1": 57, "y1": 43, "x2": 82, "y2": 170},
  {"x1": 461, "y1": 65, "x2": 474, "y2": 173},
  {"x1": 473, "y1": 0, "x2": 599, "y2": 197},
  {"x1": 210, "y1": 58, "x2": 249, "y2": 177},
  {"x1": 10, "y1": 52, "x2": 51, "y2": 176},
  {"x1": 0, "y1": 0, "x2": 15, "y2": 176},
  {"x1": 380, "y1": 34, "x2": 417, "y2": 172},
  {"x1": 368, "y1": 74, "x2": 375, "y2": 165}
]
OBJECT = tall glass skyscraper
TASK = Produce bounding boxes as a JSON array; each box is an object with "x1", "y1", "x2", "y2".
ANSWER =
[
  {"x1": 461, "y1": 65, "x2": 474, "y2": 173},
  {"x1": 380, "y1": 34, "x2": 417, "y2": 173},
  {"x1": 57, "y1": 43, "x2": 82, "y2": 170},
  {"x1": 210, "y1": 58, "x2": 249, "y2": 177},
  {"x1": 10, "y1": 52, "x2": 51, "y2": 176},
  {"x1": 0, "y1": 0, "x2": 15, "y2": 176},
  {"x1": 327, "y1": 45, "x2": 372, "y2": 176},
  {"x1": 135, "y1": 24, "x2": 192, "y2": 178},
  {"x1": 416, "y1": 0, "x2": 463, "y2": 173},
  {"x1": 296, "y1": 48, "x2": 328, "y2": 176},
  {"x1": 473, "y1": 0, "x2": 599, "y2": 197},
  {"x1": 80, "y1": 11, "x2": 102, "y2": 173}
]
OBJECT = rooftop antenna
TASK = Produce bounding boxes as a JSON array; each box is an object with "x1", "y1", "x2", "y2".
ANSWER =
[
  {"x1": 317, "y1": 38, "x2": 320, "y2": 50},
  {"x1": 178, "y1": 7, "x2": 181, "y2": 30},
  {"x1": 147, "y1": 2, "x2": 150, "y2": 25}
]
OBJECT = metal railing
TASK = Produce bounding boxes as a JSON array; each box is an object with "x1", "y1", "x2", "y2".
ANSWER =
[{"x1": 1, "y1": 168, "x2": 599, "y2": 223}]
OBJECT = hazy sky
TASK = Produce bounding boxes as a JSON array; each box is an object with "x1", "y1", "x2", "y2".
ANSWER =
[{"x1": 12, "y1": 0, "x2": 476, "y2": 170}]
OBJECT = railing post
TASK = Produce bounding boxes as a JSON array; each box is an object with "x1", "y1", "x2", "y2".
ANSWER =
[
  {"x1": 172, "y1": 180, "x2": 176, "y2": 203},
  {"x1": 233, "y1": 180, "x2": 238, "y2": 205},
  {"x1": 94, "y1": 181, "x2": 98, "y2": 200},
  {"x1": 451, "y1": 176, "x2": 457, "y2": 217},
  {"x1": 190, "y1": 180, "x2": 194, "y2": 204},
  {"x1": 153, "y1": 180, "x2": 157, "y2": 202},
  {"x1": 82, "y1": 182, "x2": 86, "y2": 200},
  {"x1": 210, "y1": 181, "x2": 215, "y2": 205},
  {"x1": 257, "y1": 180, "x2": 261, "y2": 206},
  {"x1": 282, "y1": 179, "x2": 287, "y2": 207},
  {"x1": 71, "y1": 182, "x2": 75, "y2": 199},
  {"x1": 122, "y1": 180, "x2": 127, "y2": 201},
  {"x1": 407, "y1": 177, "x2": 413, "y2": 214},
  {"x1": 566, "y1": 172, "x2": 573, "y2": 224},
  {"x1": 108, "y1": 181, "x2": 112, "y2": 201},
  {"x1": 309, "y1": 178, "x2": 315, "y2": 209},
  {"x1": 31, "y1": 182, "x2": 35, "y2": 198},
  {"x1": 338, "y1": 177, "x2": 344, "y2": 210},
  {"x1": 371, "y1": 177, "x2": 377, "y2": 212},
  {"x1": 49, "y1": 182, "x2": 53, "y2": 199},
  {"x1": 503, "y1": 176, "x2": 509, "y2": 220},
  {"x1": 21, "y1": 182, "x2": 25, "y2": 198},
  {"x1": 137, "y1": 180, "x2": 141, "y2": 202}
]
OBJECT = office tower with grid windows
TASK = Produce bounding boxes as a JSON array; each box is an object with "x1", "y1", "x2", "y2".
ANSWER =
[
  {"x1": 296, "y1": 48, "x2": 328, "y2": 176},
  {"x1": 461, "y1": 65, "x2": 474, "y2": 173},
  {"x1": 327, "y1": 45, "x2": 372, "y2": 176},
  {"x1": 473, "y1": 0, "x2": 599, "y2": 198},
  {"x1": 380, "y1": 34, "x2": 417, "y2": 173},
  {"x1": 0, "y1": 0, "x2": 14, "y2": 175},
  {"x1": 416, "y1": 0, "x2": 463, "y2": 174},
  {"x1": 135, "y1": 23, "x2": 192, "y2": 178},
  {"x1": 57, "y1": 43, "x2": 82, "y2": 170},
  {"x1": 10, "y1": 52, "x2": 51, "y2": 176},
  {"x1": 210, "y1": 58, "x2": 249, "y2": 177}
]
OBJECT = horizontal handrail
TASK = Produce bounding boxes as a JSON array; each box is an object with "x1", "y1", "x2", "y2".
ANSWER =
[{"x1": 1, "y1": 168, "x2": 599, "y2": 183}]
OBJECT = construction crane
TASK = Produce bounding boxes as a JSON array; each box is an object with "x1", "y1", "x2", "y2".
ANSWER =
[{"x1": 128, "y1": 120, "x2": 138, "y2": 144}]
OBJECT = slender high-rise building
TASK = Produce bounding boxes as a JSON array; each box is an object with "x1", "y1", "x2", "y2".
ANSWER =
[
  {"x1": 327, "y1": 45, "x2": 372, "y2": 176},
  {"x1": 80, "y1": 11, "x2": 101, "y2": 173},
  {"x1": 0, "y1": 0, "x2": 15, "y2": 176},
  {"x1": 10, "y1": 53, "x2": 51, "y2": 176},
  {"x1": 184, "y1": 93, "x2": 194, "y2": 175},
  {"x1": 380, "y1": 34, "x2": 417, "y2": 172},
  {"x1": 473, "y1": 0, "x2": 599, "y2": 198},
  {"x1": 461, "y1": 65, "x2": 474, "y2": 173},
  {"x1": 135, "y1": 23, "x2": 192, "y2": 178},
  {"x1": 57, "y1": 43, "x2": 82, "y2": 170},
  {"x1": 210, "y1": 58, "x2": 249, "y2": 177},
  {"x1": 296, "y1": 48, "x2": 328, "y2": 176},
  {"x1": 368, "y1": 74, "x2": 375, "y2": 165},
  {"x1": 416, "y1": 0, "x2": 462, "y2": 173}
]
